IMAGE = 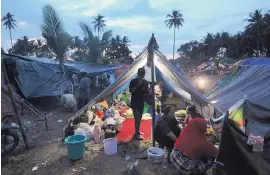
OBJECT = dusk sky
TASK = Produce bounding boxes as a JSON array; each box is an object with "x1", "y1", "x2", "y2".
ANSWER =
[{"x1": 2, "y1": 0, "x2": 270, "y2": 59}]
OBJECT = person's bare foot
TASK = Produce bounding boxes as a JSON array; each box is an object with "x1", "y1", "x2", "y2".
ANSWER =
[{"x1": 133, "y1": 134, "x2": 144, "y2": 140}]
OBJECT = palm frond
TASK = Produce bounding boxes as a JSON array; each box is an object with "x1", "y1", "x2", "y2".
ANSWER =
[
  {"x1": 100, "y1": 30, "x2": 112, "y2": 46},
  {"x1": 165, "y1": 10, "x2": 184, "y2": 29},
  {"x1": 41, "y1": 4, "x2": 71, "y2": 61},
  {"x1": 79, "y1": 21, "x2": 94, "y2": 42}
]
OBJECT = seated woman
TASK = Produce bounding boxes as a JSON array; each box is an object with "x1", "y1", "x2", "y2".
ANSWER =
[
  {"x1": 155, "y1": 105, "x2": 181, "y2": 159},
  {"x1": 170, "y1": 118, "x2": 218, "y2": 175},
  {"x1": 183, "y1": 105, "x2": 203, "y2": 125}
]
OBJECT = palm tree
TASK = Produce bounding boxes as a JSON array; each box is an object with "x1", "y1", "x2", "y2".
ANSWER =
[
  {"x1": 165, "y1": 10, "x2": 184, "y2": 59},
  {"x1": 1, "y1": 47, "x2": 6, "y2": 54},
  {"x1": 22, "y1": 36, "x2": 29, "y2": 55},
  {"x1": 92, "y1": 14, "x2": 106, "y2": 38},
  {"x1": 41, "y1": 5, "x2": 72, "y2": 65},
  {"x1": 122, "y1": 36, "x2": 130, "y2": 46},
  {"x1": 79, "y1": 22, "x2": 112, "y2": 63},
  {"x1": 2, "y1": 12, "x2": 17, "y2": 49},
  {"x1": 245, "y1": 9, "x2": 263, "y2": 53}
]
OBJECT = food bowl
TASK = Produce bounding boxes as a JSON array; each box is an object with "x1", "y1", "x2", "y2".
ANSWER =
[{"x1": 147, "y1": 147, "x2": 165, "y2": 164}]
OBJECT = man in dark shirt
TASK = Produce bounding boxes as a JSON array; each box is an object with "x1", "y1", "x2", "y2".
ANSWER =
[
  {"x1": 129, "y1": 68, "x2": 149, "y2": 140},
  {"x1": 78, "y1": 69, "x2": 91, "y2": 109},
  {"x1": 155, "y1": 105, "x2": 181, "y2": 158}
]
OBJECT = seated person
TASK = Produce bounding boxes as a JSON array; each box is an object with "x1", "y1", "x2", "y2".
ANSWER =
[
  {"x1": 183, "y1": 105, "x2": 203, "y2": 125},
  {"x1": 61, "y1": 90, "x2": 77, "y2": 112},
  {"x1": 170, "y1": 118, "x2": 218, "y2": 175},
  {"x1": 155, "y1": 105, "x2": 181, "y2": 159}
]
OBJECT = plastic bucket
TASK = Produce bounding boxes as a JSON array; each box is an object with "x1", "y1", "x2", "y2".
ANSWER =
[
  {"x1": 103, "y1": 138, "x2": 117, "y2": 155},
  {"x1": 65, "y1": 135, "x2": 87, "y2": 160}
]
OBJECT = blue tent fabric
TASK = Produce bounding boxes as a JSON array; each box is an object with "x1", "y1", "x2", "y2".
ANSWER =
[
  {"x1": 207, "y1": 61, "x2": 270, "y2": 112},
  {"x1": 2, "y1": 54, "x2": 123, "y2": 98},
  {"x1": 64, "y1": 62, "x2": 123, "y2": 74},
  {"x1": 15, "y1": 60, "x2": 72, "y2": 98},
  {"x1": 15, "y1": 55, "x2": 123, "y2": 74},
  {"x1": 238, "y1": 58, "x2": 270, "y2": 66}
]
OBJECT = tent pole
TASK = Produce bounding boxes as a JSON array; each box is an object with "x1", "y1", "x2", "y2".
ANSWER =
[
  {"x1": 1, "y1": 60, "x2": 29, "y2": 150},
  {"x1": 151, "y1": 51, "x2": 156, "y2": 147}
]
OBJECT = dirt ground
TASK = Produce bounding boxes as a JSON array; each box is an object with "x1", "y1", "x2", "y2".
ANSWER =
[
  {"x1": 2, "y1": 140, "x2": 179, "y2": 175},
  {"x1": 2, "y1": 74, "x2": 223, "y2": 175}
]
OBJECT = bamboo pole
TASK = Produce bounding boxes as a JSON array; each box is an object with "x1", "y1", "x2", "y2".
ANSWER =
[
  {"x1": 1, "y1": 60, "x2": 29, "y2": 150},
  {"x1": 151, "y1": 59, "x2": 156, "y2": 147},
  {"x1": 149, "y1": 33, "x2": 156, "y2": 147}
]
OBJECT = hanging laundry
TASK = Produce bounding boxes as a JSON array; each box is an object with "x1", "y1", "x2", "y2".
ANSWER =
[{"x1": 247, "y1": 134, "x2": 264, "y2": 152}]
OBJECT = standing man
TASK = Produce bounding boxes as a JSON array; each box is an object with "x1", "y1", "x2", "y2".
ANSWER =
[
  {"x1": 78, "y1": 69, "x2": 91, "y2": 109},
  {"x1": 72, "y1": 73, "x2": 79, "y2": 101},
  {"x1": 129, "y1": 68, "x2": 149, "y2": 140}
]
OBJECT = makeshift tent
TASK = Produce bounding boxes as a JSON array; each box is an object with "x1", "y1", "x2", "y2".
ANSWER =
[
  {"x1": 217, "y1": 99, "x2": 270, "y2": 175},
  {"x1": 197, "y1": 58, "x2": 226, "y2": 72},
  {"x1": 15, "y1": 60, "x2": 72, "y2": 98},
  {"x1": 71, "y1": 46, "x2": 220, "y2": 120},
  {"x1": 2, "y1": 54, "x2": 123, "y2": 98},
  {"x1": 206, "y1": 58, "x2": 270, "y2": 112},
  {"x1": 6, "y1": 54, "x2": 123, "y2": 74}
]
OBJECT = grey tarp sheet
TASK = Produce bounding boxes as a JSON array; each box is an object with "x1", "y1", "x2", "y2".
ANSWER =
[
  {"x1": 20, "y1": 56, "x2": 123, "y2": 74},
  {"x1": 206, "y1": 65, "x2": 270, "y2": 112},
  {"x1": 64, "y1": 62, "x2": 123, "y2": 74},
  {"x1": 71, "y1": 49, "x2": 219, "y2": 119},
  {"x1": 15, "y1": 60, "x2": 72, "y2": 98}
]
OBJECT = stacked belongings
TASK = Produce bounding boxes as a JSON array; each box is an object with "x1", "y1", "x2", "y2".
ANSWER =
[
  {"x1": 63, "y1": 98, "x2": 127, "y2": 142},
  {"x1": 216, "y1": 99, "x2": 270, "y2": 175}
]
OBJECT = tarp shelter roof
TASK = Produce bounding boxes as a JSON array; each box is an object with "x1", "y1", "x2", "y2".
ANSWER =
[
  {"x1": 64, "y1": 62, "x2": 123, "y2": 74},
  {"x1": 71, "y1": 47, "x2": 220, "y2": 119},
  {"x1": 2, "y1": 54, "x2": 123, "y2": 98},
  {"x1": 197, "y1": 59, "x2": 226, "y2": 72},
  {"x1": 206, "y1": 58, "x2": 270, "y2": 112},
  {"x1": 2, "y1": 54, "x2": 72, "y2": 98},
  {"x1": 237, "y1": 57, "x2": 270, "y2": 66},
  {"x1": 8, "y1": 54, "x2": 123, "y2": 74}
]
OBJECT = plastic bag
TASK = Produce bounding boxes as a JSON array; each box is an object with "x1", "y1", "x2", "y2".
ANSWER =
[
  {"x1": 104, "y1": 118, "x2": 116, "y2": 129},
  {"x1": 114, "y1": 116, "x2": 125, "y2": 130},
  {"x1": 77, "y1": 123, "x2": 94, "y2": 141},
  {"x1": 86, "y1": 111, "x2": 94, "y2": 124},
  {"x1": 74, "y1": 128, "x2": 87, "y2": 138}
]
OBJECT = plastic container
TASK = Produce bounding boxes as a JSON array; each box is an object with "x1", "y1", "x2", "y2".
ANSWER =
[
  {"x1": 162, "y1": 158, "x2": 168, "y2": 168},
  {"x1": 65, "y1": 135, "x2": 87, "y2": 160},
  {"x1": 103, "y1": 138, "x2": 117, "y2": 155},
  {"x1": 147, "y1": 147, "x2": 165, "y2": 164}
]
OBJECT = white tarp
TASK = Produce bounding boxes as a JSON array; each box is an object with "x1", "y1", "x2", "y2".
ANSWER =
[{"x1": 71, "y1": 49, "x2": 220, "y2": 119}]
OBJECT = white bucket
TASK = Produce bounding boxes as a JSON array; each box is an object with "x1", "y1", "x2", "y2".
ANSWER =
[{"x1": 103, "y1": 138, "x2": 117, "y2": 155}]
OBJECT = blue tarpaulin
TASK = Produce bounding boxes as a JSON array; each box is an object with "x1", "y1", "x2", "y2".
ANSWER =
[{"x1": 238, "y1": 58, "x2": 270, "y2": 66}]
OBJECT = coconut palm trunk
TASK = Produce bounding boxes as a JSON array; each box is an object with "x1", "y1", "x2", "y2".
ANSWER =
[
  {"x1": 9, "y1": 29, "x2": 13, "y2": 48},
  {"x1": 257, "y1": 23, "x2": 259, "y2": 53},
  {"x1": 173, "y1": 26, "x2": 176, "y2": 60}
]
